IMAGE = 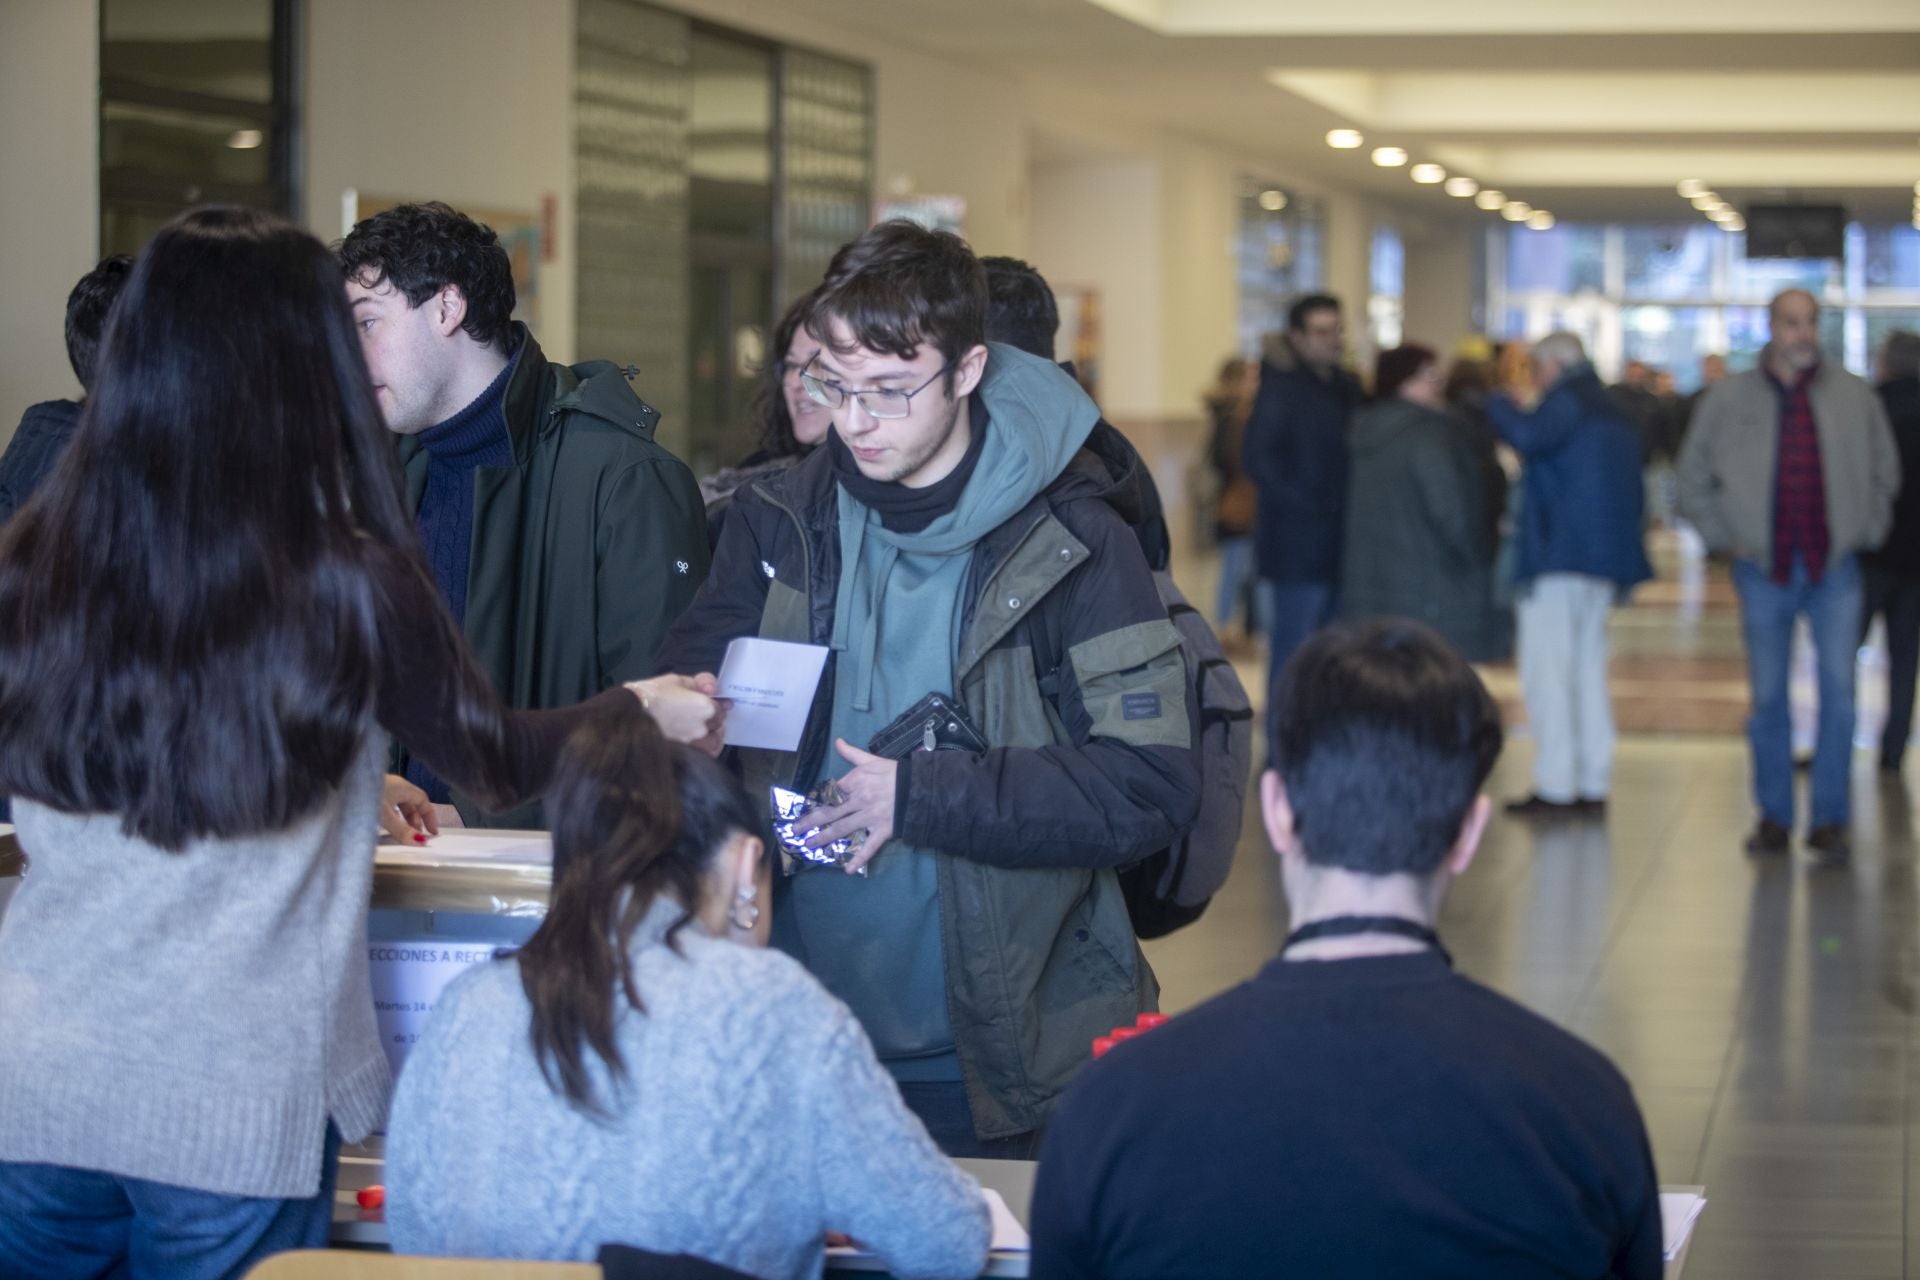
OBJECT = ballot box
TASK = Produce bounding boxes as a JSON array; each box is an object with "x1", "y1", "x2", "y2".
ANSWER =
[{"x1": 367, "y1": 829, "x2": 554, "y2": 1076}]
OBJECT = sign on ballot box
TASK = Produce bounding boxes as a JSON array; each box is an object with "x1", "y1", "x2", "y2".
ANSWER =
[
  {"x1": 367, "y1": 940, "x2": 505, "y2": 1075},
  {"x1": 367, "y1": 830, "x2": 556, "y2": 1076}
]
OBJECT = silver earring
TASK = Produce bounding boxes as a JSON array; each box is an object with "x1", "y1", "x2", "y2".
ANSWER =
[{"x1": 729, "y1": 887, "x2": 761, "y2": 931}]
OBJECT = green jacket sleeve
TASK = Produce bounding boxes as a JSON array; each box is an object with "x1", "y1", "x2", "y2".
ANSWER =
[{"x1": 595, "y1": 456, "x2": 711, "y2": 684}]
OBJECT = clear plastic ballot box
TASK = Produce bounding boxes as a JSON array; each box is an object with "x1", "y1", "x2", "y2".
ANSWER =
[{"x1": 367, "y1": 830, "x2": 554, "y2": 1077}]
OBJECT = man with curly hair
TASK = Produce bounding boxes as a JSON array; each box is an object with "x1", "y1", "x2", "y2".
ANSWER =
[{"x1": 341, "y1": 202, "x2": 708, "y2": 825}]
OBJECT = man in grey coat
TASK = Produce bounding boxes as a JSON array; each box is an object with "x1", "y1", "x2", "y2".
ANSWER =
[{"x1": 1678, "y1": 289, "x2": 1899, "y2": 863}]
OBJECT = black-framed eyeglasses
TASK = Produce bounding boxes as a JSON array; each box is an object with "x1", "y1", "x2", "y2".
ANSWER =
[{"x1": 799, "y1": 353, "x2": 954, "y2": 420}]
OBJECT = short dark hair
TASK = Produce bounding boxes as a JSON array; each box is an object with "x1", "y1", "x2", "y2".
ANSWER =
[
  {"x1": 1269, "y1": 620, "x2": 1503, "y2": 876},
  {"x1": 64, "y1": 255, "x2": 132, "y2": 391},
  {"x1": 519, "y1": 710, "x2": 767, "y2": 1117},
  {"x1": 1373, "y1": 344, "x2": 1437, "y2": 401},
  {"x1": 981, "y1": 255, "x2": 1059, "y2": 360},
  {"x1": 1288, "y1": 293, "x2": 1341, "y2": 332},
  {"x1": 806, "y1": 219, "x2": 987, "y2": 392},
  {"x1": 337, "y1": 201, "x2": 516, "y2": 353}
]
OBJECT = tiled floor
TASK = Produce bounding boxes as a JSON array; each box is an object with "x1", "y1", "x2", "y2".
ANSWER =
[{"x1": 1131, "y1": 416, "x2": 1919, "y2": 1279}]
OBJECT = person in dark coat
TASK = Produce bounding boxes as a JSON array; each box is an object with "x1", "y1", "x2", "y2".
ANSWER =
[
  {"x1": 340, "y1": 202, "x2": 709, "y2": 827},
  {"x1": 1489, "y1": 333, "x2": 1653, "y2": 818},
  {"x1": 1342, "y1": 345, "x2": 1508, "y2": 662},
  {"x1": 1862, "y1": 330, "x2": 1920, "y2": 773},
  {"x1": 700, "y1": 290, "x2": 831, "y2": 546},
  {"x1": 1241, "y1": 294, "x2": 1362, "y2": 710},
  {"x1": 0, "y1": 255, "x2": 132, "y2": 525}
]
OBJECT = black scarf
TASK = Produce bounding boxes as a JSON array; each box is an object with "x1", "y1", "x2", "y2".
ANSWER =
[{"x1": 828, "y1": 398, "x2": 990, "y2": 533}]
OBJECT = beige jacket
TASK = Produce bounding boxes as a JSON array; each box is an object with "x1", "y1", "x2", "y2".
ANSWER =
[{"x1": 1677, "y1": 356, "x2": 1898, "y2": 575}]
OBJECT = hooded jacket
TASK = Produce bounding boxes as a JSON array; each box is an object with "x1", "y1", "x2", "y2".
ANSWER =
[
  {"x1": 392, "y1": 324, "x2": 710, "y2": 824},
  {"x1": 1340, "y1": 396, "x2": 1509, "y2": 662},
  {"x1": 656, "y1": 345, "x2": 1198, "y2": 1139}
]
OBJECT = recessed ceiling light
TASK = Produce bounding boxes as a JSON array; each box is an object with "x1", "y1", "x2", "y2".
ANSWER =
[
  {"x1": 1709, "y1": 207, "x2": 1737, "y2": 222},
  {"x1": 1689, "y1": 193, "x2": 1720, "y2": 210},
  {"x1": 1444, "y1": 176, "x2": 1479, "y2": 198},
  {"x1": 1475, "y1": 189, "x2": 1506, "y2": 211},
  {"x1": 1501, "y1": 201, "x2": 1533, "y2": 221},
  {"x1": 1527, "y1": 211, "x2": 1556, "y2": 231},
  {"x1": 1724, "y1": 218, "x2": 1748, "y2": 233},
  {"x1": 1676, "y1": 179, "x2": 1708, "y2": 199},
  {"x1": 226, "y1": 129, "x2": 264, "y2": 150},
  {"x1": 1326, "y1": 129, "x2": 1364, "y2": 149},
  {"x1": 1409, "y1": 163, "x2": 1446, "y2": 184},
  {"x1": 1371, "y1": 147, "x2": 1408, "y2": 168},
  {"x1": 1258, "y1": 189, "x2": 1289, "y2": 211}
]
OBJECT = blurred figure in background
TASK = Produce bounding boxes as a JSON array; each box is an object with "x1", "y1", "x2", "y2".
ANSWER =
[
  {"x1": 1243, "y1": 295, "x2": 1362, "y2": 710},
  {"x1": 1861, "y1": 330, "x2": 1920, "y2": 774},
  {"x1": 1678, "y1": 353, "x2": 1729, "y2": 455},
  {"x1": 1204, "y1": 356, "x2": 1260, "y2": 643},
  {"x1": 1678, "y1": 290, "x2": 1897, "y2": 862},
  {"x1": 700, "y1": 290, "x2": 830, "y2": 544},
  {"x1": 1444, "y1": 347, "x2": 1514, "y2": 572},
  {"x1": 1341, "y1": 345, "x2": 1507, "y2": 662},
  {"x1": 0, "y1": 256, "x2": 132, "y2": 524},
  {"x1": 1491, "y1": 332, "x2": 1652, "y2": 818}
]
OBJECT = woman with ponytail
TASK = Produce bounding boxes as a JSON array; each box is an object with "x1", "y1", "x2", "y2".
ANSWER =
[{"x1": 385, "y1": 707, "x2": 990, "y2": 1279}]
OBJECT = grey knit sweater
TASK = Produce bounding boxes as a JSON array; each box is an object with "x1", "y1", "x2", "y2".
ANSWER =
[
  {"x1": 0, "y1": 743, "x2": 389, "y2": 1198},
  {"x1": 385, "y1": 902, "x2": 991, "y2": 1279}
]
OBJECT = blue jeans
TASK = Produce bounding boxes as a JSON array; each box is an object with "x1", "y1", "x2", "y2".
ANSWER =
[
  {"x1": 1260, "y1": 580, "x2": 1337, "y2": 741},
  {"x1": 0, "y1": 1126, "x2": 340, "y2": 1280},
  {"x1": 1214, "y1": 535, "x2": 1257, "y2": 630},
  {"x1": 1733, "y1": 555, "x2": 1863, "y2": 828}
]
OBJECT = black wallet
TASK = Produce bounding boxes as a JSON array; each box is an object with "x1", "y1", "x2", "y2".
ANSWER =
[{"x1": 866, "y1": 692, "x2": 989, "y2": 759}]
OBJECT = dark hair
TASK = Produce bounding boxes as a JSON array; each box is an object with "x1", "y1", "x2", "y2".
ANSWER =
[
  {"x1": 64, "y1": 255, "x2": 132, "y2": 391},
  {"x1": 518, "y1": 709, "x2": 766, "y2": 1116},
  {"x1": 337, "y1": 201, "x2": 516, "y2": 353},
  {"x1": 806, "y1": 219, "x2": 987, "y2": 394},
  {"x1": 1883, "y1": 330, "x2": 1920, "y2": 382},
  {"x1": 1373, "y1": 344, "x2": 1437, "y2": 401},
  {"x1": 981, "y1": 256, "x2": 1060, "y2": 360},
  {"x1": 0, "y1": 207, "x2": 510, "y2": 850},
  {"x1": 752, "y1": 290, "x2": 820, "y2": 459},
  {"x1": 1444, "y1": 357, "x2": 1495, "y2": 405},
  {"x1": 1269, "y1": 620, "x2": 1503, "y2": 876},
  {"x1": 1288, "y1": 293, "x2": 1341, "y2": 332}
]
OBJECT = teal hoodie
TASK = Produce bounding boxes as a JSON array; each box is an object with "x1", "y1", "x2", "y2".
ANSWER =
[{"x1": 773, "y1": 344, "x2": 1100, "y2": 1079}]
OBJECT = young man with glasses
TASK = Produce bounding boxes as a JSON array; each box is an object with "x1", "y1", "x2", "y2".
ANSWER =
[{"x1": 658, "y1": 220, "x2": 1198, "y2": 1157}]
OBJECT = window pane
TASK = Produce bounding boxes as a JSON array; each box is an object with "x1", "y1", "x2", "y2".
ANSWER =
[
  {"x1": 1622, "y1": 226, "x2": 1717, "y2": 300},
  {"x1": 1727, "y1": 241, "x2": 1840, "y2": 302},
  {"x1": 1860, "y1": 227, "x2": 1920, "y2": 292},
  {"x1": 101, "y1": 100, "x2": 273, "y2": 189},
  {"x1": 1622, "y1": 306, "x2": 1711, "y2": 384},
  {"x1": 102, "y1": 0, "x2": 276, "y2": 104},
  {"x1": 1506, "y1": 224, "x2": 1605, "y2": 294},
  {"x1": 1867, "y1": 310, "x2": 1920, "y2": 373}
]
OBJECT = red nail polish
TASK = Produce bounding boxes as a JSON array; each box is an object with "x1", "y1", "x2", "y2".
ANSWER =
[{"x1": 413, "y1": 834, "x2": 427, "y2": 844}]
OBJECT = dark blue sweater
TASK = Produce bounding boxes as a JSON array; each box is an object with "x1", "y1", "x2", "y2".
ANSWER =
[{"x1": 405, "y1": 358, "x2": 515, "y2": 801}]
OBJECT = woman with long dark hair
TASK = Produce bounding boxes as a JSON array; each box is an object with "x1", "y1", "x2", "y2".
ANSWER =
[
  {"x1": 0, "y1": 207, "x2": 722, "y2": 1279},
  {"x1": 385, "y1": 710, "x2": 989, "y2": 1278}
]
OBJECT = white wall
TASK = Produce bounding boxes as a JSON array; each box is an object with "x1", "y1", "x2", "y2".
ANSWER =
[
  {"x1": 0, "y1": 1, "x2": 99, "y2": 444},
  {"x1": 303, "y1": 0, "x2": 577, "y2": 361}
]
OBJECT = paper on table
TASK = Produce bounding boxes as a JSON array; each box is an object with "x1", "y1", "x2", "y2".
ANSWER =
[
  {"x1": 718, "y1": 637, "x2": 831, "y2": 752},
  {"x1": 984, "y1": 1188, "x2": 1030, "y2": 1252},
  {"x1": 1659, "y1": 1190, "x2": 1707, "y2": 1261},
  {"x1": 375, "y1": 832, "x2": 552, "y2": 867}
]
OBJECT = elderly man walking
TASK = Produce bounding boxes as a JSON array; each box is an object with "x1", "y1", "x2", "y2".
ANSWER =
[
  {"x1": 1488, "y1": 333, "x2": 1652, "y2": 818},
  {"x1": 1679, "y1": 290, "x2": 1899, "y2": 862}
]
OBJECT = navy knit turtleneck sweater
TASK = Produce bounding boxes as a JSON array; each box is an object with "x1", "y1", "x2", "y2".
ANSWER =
[{"x1": 406, "y1": 352, "x2": 516, "y2": 802}]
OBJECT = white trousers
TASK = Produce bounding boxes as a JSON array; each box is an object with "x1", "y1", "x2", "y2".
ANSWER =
[{"x1": 1517, "y1": 573, "x2": 1617, "y2": 802}]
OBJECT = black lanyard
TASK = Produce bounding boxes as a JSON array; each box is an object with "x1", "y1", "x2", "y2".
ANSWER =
[{"x1": 1282, "y1": 915, "x2": 1452, "y2": 967}]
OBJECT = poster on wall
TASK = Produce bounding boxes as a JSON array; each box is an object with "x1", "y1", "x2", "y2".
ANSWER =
[
  {"x1": 341, "y1": 190, "x2": 543, "y2": 337},
  {"x1": 873, "y1": 195, "x2": 968, "y2": 238}
]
